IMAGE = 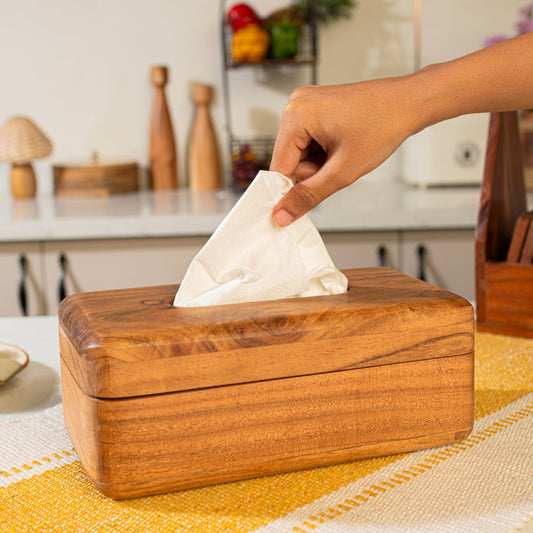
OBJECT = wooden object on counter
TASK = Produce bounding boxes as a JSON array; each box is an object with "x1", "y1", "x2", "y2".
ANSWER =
[
  {"x1": 476, "y1": 111, "x2": 533, "y2": 338},
  {"x1": 53, "y1": 155, "x2": 138, "y2": 196},
  {"x1": 188, "y1": 83, "x2": 222, "y2": 190},
  {"x1": 10, "y1": 164, "x2": 37, "y2": 198},
  {"x1": 520, "y1": 215, "x2": 533, "y2": 263},
  {"x1": 149, "y1": 66, "x2": 178, "y2": 190},
  {"x1": 506, "y1": 212, "x2": 532, "y2": 262},
  {"x1": 59, "y1": 267, "x2": 474, "y2": 499},
  {"x1": 519, "y1": 111, "x2": 533, "y2": 191},
  {"x1": 0, "y1": 116, "x2": 53, "y2": 199}
]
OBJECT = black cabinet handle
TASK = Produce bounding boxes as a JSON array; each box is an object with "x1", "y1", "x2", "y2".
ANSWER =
[
  {"x1": 417, "y1": 244, "x2": 427, "y2": 281},
  {"x1": 58, "y1": 253, "x2": 67, "y2": 303},
  {"x1": 377, "y1": 245, "x2": 387, "y2": 267},
  {"x1": 18, "y1": 254, "x2": 28, "y2": 316}
]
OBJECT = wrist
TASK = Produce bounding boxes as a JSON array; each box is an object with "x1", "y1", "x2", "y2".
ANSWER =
[{"x1": 402, "y1": 63, "x2": 463, "y2": 135}]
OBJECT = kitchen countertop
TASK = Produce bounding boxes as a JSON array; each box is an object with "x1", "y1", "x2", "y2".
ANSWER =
[{"x1": 0, "y1": 180, "x2": 486, "y2": 243}]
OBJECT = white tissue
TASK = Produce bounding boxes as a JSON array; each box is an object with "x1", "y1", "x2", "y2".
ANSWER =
[{"x1": 173, "y1": 170, "x2": 347, "y2": 307}]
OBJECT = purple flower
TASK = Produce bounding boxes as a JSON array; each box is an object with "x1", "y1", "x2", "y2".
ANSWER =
[
  {"x1": 483, "y1": 34, "x2": 508, "y2": 47},
  {"x1": 519, "y1": 3, "x2": 533, "y2": 19},
  {"x1": 516, "y1": 18, "x2": 533, "y2": 34},
  {"x1": 484, "y1": 2, "x2": 533, "y2": 47}
]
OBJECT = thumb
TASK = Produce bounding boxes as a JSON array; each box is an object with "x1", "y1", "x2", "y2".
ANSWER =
[{"x1": 272, "y1": 161, "x2": 342, "y2": 227}]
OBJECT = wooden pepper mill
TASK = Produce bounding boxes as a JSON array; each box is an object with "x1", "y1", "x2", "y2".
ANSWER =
[
  {"x1": 188, "y1": 83, "x2": 222, "y2": 190},
  {"x1": 149, "y1": 66, "x2": 178, "y2": 190}
]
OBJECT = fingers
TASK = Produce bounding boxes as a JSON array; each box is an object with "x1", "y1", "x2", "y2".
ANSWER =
[
  {"x1": 270, "y1": 85, "x2": 355, "y2": 226},
  {"x1": 269, "y1": 97, "x2": 316, "y2": 180},
  {"x1": 293, "y1": 160, "x2": 321, "y2": 182},
  {"x1": 291, "y1": 143, "x2": 327, "y2": 181},
  {"x1": 269, "y1": 78, "x2": 419, "y2": 226},
  {"x1": 272, "y1": 158, "x2": 347, "y2": 227}
]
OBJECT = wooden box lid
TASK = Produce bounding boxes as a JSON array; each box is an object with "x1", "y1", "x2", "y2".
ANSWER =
[
  {"x1": 58, "y1": 268, "x2": 474, "y2": 399},
  {"x1": 53, "y1": 158, "x2": 139, "y2": 197}
]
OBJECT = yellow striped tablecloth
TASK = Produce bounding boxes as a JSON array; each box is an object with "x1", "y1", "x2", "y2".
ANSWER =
[{"x1": 1, "y1": 331, "x2": 532, "y2": 533}]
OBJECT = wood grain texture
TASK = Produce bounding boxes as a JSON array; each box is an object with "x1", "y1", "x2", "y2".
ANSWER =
[
  {"x1": 476, "y1": 261, "x2": 533, "y2": 337},
  {"x1": 59, "y1": 268, "x2": 474, "y2": 399},
  {"x1": 475, "y1": 111, "x2": 527, "y2": 264},
  {"x1": 149, "y1": 66, "x2": 178, "y2": 190},
  {"x1": 61, "y1": 351, "x2": 474, "y2": 499},
  {"x1": 476, "y1": 112, "x2": 533, "y2": 337},
  {"x1": 519, "y1": 111, "x2": 533, "y2": 191},
  {"x1": 53, "y1": 161, "x2": 138, "y2": 197},
  {"x1": 60, "y1": 267, "x2": 474, "y2": 498},
  {"x1": 520, "y1": 214, "x2": 533, "y2": 263},
  {"x1": 10, "y1": 163, "x2": 36, "y2": 198},
  {"x1": 187, "y1": 83, "x2": 222, "y2": 190},
  {"x1": 506, "y1": 212, "x2": 532, "y2": 262}
]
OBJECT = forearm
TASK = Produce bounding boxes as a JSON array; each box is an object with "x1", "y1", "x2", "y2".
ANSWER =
[
  {"x1": 270, "y1": 33, "x2": 533, "y2": 226},
  {"x1": 408, "y1": 32, "x2": 533, "y2": 133}
]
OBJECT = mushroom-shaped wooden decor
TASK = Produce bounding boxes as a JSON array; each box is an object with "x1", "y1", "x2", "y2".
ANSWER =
[{"x1": 0, "y1": 116, "x2": 53, "y2": 198}]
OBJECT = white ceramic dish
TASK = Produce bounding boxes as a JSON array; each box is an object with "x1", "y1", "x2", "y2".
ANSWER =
[{"x1": 0, "y1": 342, "x2": 29, "y2": 384}]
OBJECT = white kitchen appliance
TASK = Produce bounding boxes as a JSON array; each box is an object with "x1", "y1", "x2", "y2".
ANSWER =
[{"x1": 401, "y1": 113, "x2": 489, "y2": 187}]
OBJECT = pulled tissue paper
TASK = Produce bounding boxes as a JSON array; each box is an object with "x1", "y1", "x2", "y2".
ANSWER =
[{"x1": 174, "y1": 170, "x2": 347, "y2": 307}]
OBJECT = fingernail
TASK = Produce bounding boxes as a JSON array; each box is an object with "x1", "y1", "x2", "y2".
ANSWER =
[{"x1": 274, "y1": 209, "x2": 294, "y2": 227}]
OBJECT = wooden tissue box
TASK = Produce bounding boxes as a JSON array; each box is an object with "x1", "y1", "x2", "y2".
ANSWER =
[{"x1": 58, "y1": 267, "x2": 474, "y2": 499}]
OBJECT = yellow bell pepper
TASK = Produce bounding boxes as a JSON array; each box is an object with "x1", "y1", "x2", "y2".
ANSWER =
[{"x1": 231, "y1": 24, "x2": 270, "y2": 63}]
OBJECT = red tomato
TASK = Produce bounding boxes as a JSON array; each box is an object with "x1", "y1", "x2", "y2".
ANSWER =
[{"x1": 227, "y1": 3, "x2": 261, "y2": 31}]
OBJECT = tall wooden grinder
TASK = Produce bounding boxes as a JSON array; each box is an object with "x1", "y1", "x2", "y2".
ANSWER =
[
  {"x1": 149, "y1": 66, "x2": 178, "y2": 190},
  {"x1": 188, "y1": 83, "x2": 222, "y2": 190}
]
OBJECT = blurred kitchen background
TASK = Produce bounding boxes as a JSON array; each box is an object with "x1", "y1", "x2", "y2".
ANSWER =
[
  {"x1": 0, "y1": 0, "x2": 532, "y2": 317},
  {"x1": 0, "y1": 0, "x2": 528, "y2": 192}
]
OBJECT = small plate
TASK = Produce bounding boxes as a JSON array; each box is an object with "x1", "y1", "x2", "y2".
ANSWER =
[{"x1": 0, "y1": 342, "x2": 29, "y2": 385}]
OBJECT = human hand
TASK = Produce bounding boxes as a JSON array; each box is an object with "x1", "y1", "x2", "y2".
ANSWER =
[
  {"x1": 269, "y1": 78, "x2": 421, "y2": 226},
  {"x1": 270, "y1": 34, "x2": 533, "y2": 227}
]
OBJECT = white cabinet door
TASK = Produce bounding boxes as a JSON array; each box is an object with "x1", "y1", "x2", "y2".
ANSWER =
[
  {"x1": 43, "y1": 237, "x2": 208, "y2": 315},
  {"x1": 401, "y1": 230, "x2": 476, "y2": 302},
  {"x1": 322, "y1": 232, "x2": 400, "y2": 271},
  {"x1": 0, "y1": 243, "x2": 45, "y2": 317},
  {"x1": 42, "y1": 233, "x2": 400, "y2": 315},
  {"x1": 37, "y1": 230, "x2": 475, "y2": 315}
]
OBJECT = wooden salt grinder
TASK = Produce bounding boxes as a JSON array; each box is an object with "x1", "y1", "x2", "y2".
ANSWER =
[
  {"x1": 188, "y1": 83, "x2": 222, "y2": 190},
  {"x1": 149, "y1": 66, "x2": 178, "y2": 190}
]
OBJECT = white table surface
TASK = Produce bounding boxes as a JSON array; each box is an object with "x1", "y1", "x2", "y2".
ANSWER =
[{"x1": 0, "y1": 316, "x2": 61, "y2": 423}]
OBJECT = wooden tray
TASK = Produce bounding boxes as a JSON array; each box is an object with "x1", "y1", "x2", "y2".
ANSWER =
[{"x1": 59, "y1": 267, "x2": 474, "y2": 499}]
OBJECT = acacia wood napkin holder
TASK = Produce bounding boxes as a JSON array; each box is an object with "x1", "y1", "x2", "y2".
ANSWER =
[
  {"x1": 476, "y1": 111, "x2": 533, "y2": 337},
  {"x1": 59, "y1": 267, "x2": 474, "y2": 499}
]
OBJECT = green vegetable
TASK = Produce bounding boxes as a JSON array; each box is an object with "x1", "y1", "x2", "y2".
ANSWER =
[{"x1": 271, "y1": 21, "x2": 301, "y2": 60}]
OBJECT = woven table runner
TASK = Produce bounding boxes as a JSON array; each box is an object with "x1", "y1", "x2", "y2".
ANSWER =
[{"x1": 1, "y1": 331, "x2": 532, "y2": 532}]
